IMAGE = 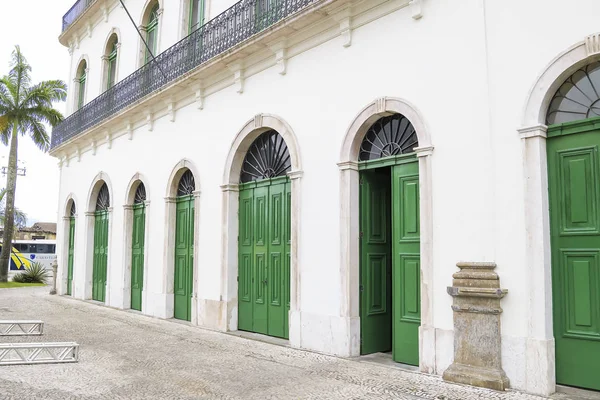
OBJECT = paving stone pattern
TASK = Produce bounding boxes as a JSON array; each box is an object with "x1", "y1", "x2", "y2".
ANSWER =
[{"x1": 0, "y1": 287, "x2": 561, "y2": 400}]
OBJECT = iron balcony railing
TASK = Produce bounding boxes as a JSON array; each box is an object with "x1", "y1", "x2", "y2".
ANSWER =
[
  {"x1": 62, "y1": 0, "x2": 96, "y2": 32},
  {"x1": 52, "y1": 0, "x2": 314, "y2": 149}
]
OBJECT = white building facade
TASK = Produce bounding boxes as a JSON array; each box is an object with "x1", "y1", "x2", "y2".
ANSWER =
[{"x1": 52, "y1": 0, "x2": 600, "y2": 396}]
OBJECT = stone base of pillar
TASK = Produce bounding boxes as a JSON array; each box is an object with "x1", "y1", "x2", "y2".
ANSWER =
[{"x1": 443, "y1": 363, "x2": 510, "y2": 391}]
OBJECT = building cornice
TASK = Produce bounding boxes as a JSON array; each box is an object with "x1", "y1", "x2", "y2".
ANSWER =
[{"x1": 52, "y1": 0, "x2": 415, "y2": 160}]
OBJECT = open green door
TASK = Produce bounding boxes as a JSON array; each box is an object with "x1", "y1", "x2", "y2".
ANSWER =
[
  {"x1": 67, "y1": 216, "x2": 75, "y2": 296},
  {"x1": 131, "y1": 203, "x2": 145, "y2": 311},
  {"x1": 547, "y1": 122, "x2": 600, "y2": 391},
  {"x1": 359, "y1": 168, "x2": 393, "y2": 355},
  {"x1": 92, "y1": 210, "x2": 108, "y2": 302},
  {"x1": 392, "y1": 160, "x2": 420, "y2": 365},
  {"x1": 174, "y1": 195, "x2": 194, "y2": 321},
  {"x1": 238, "y1": 177, "x2": 291, "y2": 339}
]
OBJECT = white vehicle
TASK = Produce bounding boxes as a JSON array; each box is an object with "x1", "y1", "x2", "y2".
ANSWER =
[{"x1": 5, "y1": 239, "x2": 57, "y2": 277}]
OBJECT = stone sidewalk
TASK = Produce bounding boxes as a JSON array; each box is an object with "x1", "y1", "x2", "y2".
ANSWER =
[{"x1": 0, "y1": 287, "x2": 580, "y2": 400}]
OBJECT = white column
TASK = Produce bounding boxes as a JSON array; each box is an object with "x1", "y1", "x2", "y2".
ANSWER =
[
  {"x1": 220, "y1": 183, "x2": 239, "y2": 332},
  {"x1": 518, "y1": 125, "x2": 555, "y2": 396},
  {"x1": 288, "y1": 170, "x2": 304, "y2": 348}
]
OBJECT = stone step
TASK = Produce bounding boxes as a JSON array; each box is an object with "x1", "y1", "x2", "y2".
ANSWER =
[
  {"x1": 0, "y1": 320, "x2": 44, "y2": 336},
  {"x1": 0, "y1": 342, "x2": 79, "y2": 365}
]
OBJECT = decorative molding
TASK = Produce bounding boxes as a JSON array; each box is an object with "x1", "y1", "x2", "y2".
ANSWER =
[
  {"x1": 166, "y1": 98, "x2": 176, "y2": 122},
  {"x1": 268, "y1": 39, "x2": 288, "y2": 75},
  {"x1": 337, "y1": 161, "x2": 359, "y2": 171},
  {"x1": 414, "y1": 145, "x2": 434, "y2": 157},
  {"x1": 192, "y1": 190, "x2": 202, "y2": 198},
  {"x1": 375, "y1": 97, "x2": 386, "y2": 113},
  {"x1": 227, "y1": 63, "x2": 245, "y2": 94},
  {"x1": 87, "y1": 22, "x2": 93, "y2": 38},
  {"x1": 68, "y1": 41, "x2": 75, "y2": 56},
  {"x1": 585, "y1": 32, "x2": 600, "y2": 56},
  {"x1": 102, "y1": 2, "x2": 109, "y2": 22},
  {"x1": 65, "y1": 154, "x2": 71, "y2": 168},
  {"x1": 410, "y1": 0, "x2": 423, "y2": 20},
  {"x1": 287, "y1": 170, "x2": 304, "y2": 180},
  {"x1": 75, "y1": 36, "x2": 80, "y2": 49},
  {"x1": 220, "y1": 184, "x2": 240, "y2": 193},
  {"x1": 91, "y1": 139, "x2": 97, "y2": 156},
  {"x1": 123, "y1": 205, "x2": 134, "y2": 210},
  {"x1": 164, "y1": 196, "x2": 177, "y2": 203},
  {"x1": 518, "y1": 124, "x2": 548, "y2": 140},
  {"x1": 76, "y1": 147, "x2": 81, "y2": 162},
  {"x1": 254, "y1": 114, "x2": 263, "y2": 129},
  {"x1": 329, "y1": 5, "x2": 353, "y2": 48},
  {"x1": 146, "y1": 110, "x2": 154, "y2": 132},
  {"x1": 193, "y1": 83, "x2": 204, "y2": 110},
  {"x1": 105, "y1": 130, "x2": 113, "y2": 149},
  {"x1": 126, "y1": 122, "x2": 134, "y2": 140},
  {"x1": 84, "y1": 211, "x2": 95, "y2": 217}
]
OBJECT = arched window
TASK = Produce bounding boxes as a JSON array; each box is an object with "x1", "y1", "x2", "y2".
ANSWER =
[
  {"x1": 546, "y1": 61, "x2": 600, "y2": 125},
  {"x1": 105, "y1": 34, "x2": 119, "y2": 90},
  {"x1": 96, "y1": 183, "x2": 110, "y2": 211},
  {"x1": 144, "y1": 3, "x2": 160, "y2": 63},
  {"x1": 70, "y1": 201, "x2": 77, "y2": 217},
  {"x1": 134, "y1": 183, "x2": 147, "y2": 204},
  {"x1": 76, "y1": 60, "x2": 87, "y2": 110},
  {"x1": 240, "y1": 130, "x2": 291, "y2": 183},
  {"x1": 189, "y1": 0, "x2": 206, "y2": 33},
  {"x1": 177, "y1": 170, "x2": 195, "y2": 196},
  {"x1": 358, "y1": 114, "x2": 418, "y2": 161}
]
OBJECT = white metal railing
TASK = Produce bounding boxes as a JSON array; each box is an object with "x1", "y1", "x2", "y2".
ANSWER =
[
  {"x1": 0, "y1": 342, "x2": 79, "y2": 365},
  {"x1": 0, "y1": 320, "x2": 44, "y2": 336}
]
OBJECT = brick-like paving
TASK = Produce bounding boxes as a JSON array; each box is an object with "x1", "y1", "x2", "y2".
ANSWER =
[{"x1": 0, "y1": 287, "x2": 573, "y2": 400}]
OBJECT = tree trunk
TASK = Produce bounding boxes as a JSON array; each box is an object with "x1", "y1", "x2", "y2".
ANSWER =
[{"x1": 0, "y1": 122, "x2": 19, "y2": 282}]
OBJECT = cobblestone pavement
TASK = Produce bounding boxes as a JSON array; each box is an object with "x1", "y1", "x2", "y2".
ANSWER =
[{"x1": 0, "y1": 287, "x2": 576, "y2": 400}]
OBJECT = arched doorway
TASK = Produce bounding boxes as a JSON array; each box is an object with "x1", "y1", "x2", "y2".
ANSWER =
[
  {"x1": 92, "y1": 183, "x2": 110, "y2": 302},
  {"x1": 357, "y1": 113, "x2": 421, "y2": 365},
  {"x1": 238, "y1": 130, "x2": 291, "y2": 339},
  {"x1": 546, "y1": 60, "x2": 600, "y2": 391},
  {"x1": 66, "y1": 201, "x2": 76, "y2": 296},
  {"x1": 130, "y1": 182, "x2": 147, "y2": 311},
  {"x1": 174, "y1": 169, "x2": 195, "y2": 321}
]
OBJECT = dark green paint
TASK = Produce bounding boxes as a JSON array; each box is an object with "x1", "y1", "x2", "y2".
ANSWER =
[
  {"x1": 174, "y1": 195, "x2": 194, "y2": 321},
  {"x1": 358, "y1": 157, "x2": 420, "y2": 365},
  {"x1": 359, "y1": 168, "x2": 393, "y2": 355},
  {"x1": 391, "y1": 161, "x2": 420, "y2": 366},
  {"x1": 131, "y1": 204, "x2": 145, "y2": 311},
  {"x1": 66, "y1": 216, "x2": 75, "y2": 296},
  {"x1": 238, "y1": 177, "x2": 290, "y2": 339},
  {"x1": 92, "y1": 211, "x2": 108, "y2": 302},
  {"x1": 547, "y1": 122, "x2": 600, "y2": 391}
]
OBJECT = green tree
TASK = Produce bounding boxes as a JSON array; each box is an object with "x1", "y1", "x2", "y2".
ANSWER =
[{"x1": 0, "y1": 46, "x2": 66, "y2": 282}]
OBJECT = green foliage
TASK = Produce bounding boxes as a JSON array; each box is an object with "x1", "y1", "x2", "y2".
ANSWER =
[{"x1": 12, "y1": 262, "x2": 50, "y2": 284}]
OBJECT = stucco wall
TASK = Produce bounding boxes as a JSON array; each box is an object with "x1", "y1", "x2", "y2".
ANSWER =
[{"x1": 55, "y1": 0, "x2": 600, "y2": 395}]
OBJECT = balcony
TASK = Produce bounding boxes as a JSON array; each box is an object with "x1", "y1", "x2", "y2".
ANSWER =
[
  {"x1": 52, "y1": 0, "x2": 315, "y2": 150},
  {"x1": 62, "y1": 0, "x2": 96, "y2": 32}
]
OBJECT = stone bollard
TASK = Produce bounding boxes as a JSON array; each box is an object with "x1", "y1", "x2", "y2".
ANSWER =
[
  {"x1": 49, "y1": 262, "x2": 58, "y2": 295},
  {"x1": 442, "y1": 262, "x2": 509, "y2": 391}
]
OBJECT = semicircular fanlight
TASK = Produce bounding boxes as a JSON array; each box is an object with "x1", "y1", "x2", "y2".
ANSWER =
[
  {"x1": 358, "y1": 114, "x2": 418, "y2": 162},
  {"x1": 69, "y1": 202, "x2": 76, "y2": 217},
  {"x1": 177, "y1": 170, "x2": 195, "y2": 197},
  {"x1": 95, "y1": 183, "x2": 110, "y2": 212},
  {"x1": 547, "y1": 61, "x2": 600, "y2": 125},
  {"x1": 240, "y1": 130, "x2": 291, "y2": 183},
  {"x1": 134, "y1": 183, "x2": 147, "y2": 204}
]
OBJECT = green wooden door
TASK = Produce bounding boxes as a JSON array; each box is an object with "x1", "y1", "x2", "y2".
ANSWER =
[
  {"x1": 92, "y1": 211, "x2": 109, "y2": 302},
  {"x1": 66, "y1": 217, "x2": 75, "y2": 296},
  {"x1": 238, "y1": 178, "x2": 291, "y2": 339},
  {"x1": 547, "y1": 123, "x2": 600, "y2": 391},
  {"x1": 131, "y1": 204, "x2": 145, "y2": 311},
  {"x1": 174, "y1": 196, "x2": 194, "y2": 321},
  {"x1": 359, "y1": 168, "x2": 393, "y2": 355},
  {"x1": 392, "y1": 160, "x2": 421, "y2": 365}
]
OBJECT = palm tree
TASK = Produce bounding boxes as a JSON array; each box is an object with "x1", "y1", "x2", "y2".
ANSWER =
[
  {"x1": 0, "y1": 188, "x2": 27, "y2": 231},
  {"x1": 0, "y1": 46, "x2": 66, "y2": 282}
]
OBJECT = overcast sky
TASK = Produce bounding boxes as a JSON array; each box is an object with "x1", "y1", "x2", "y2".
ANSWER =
[{"x1": 0, "y1": 1, "x2": 74, "y2": 225}]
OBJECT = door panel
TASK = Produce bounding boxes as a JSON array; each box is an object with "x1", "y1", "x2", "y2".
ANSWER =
[
  {"x1": 92, "y1": 211, "x2": 108, "y2": 302},
  {"x1": 238, "y1": 180, "x2": 291, "y2": 339},
  {"x1": 359, "y1": 168, "x2": 392, "y2": 355},
  {"x1": 174, "y1": 197, "x2": 194, "y2": 321},
  {"x1": 131, "y1": 205, "x2": 145, "y2": 311},
  {"x1": 392, "y1": 161, "x2": 420, "y2": 366},
  {"x1": 548, "y1": 128, "x2": 600, "y2": 391},
  {"x1": 67, "y1": 217, "x2": 75, "y2": 296}
]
